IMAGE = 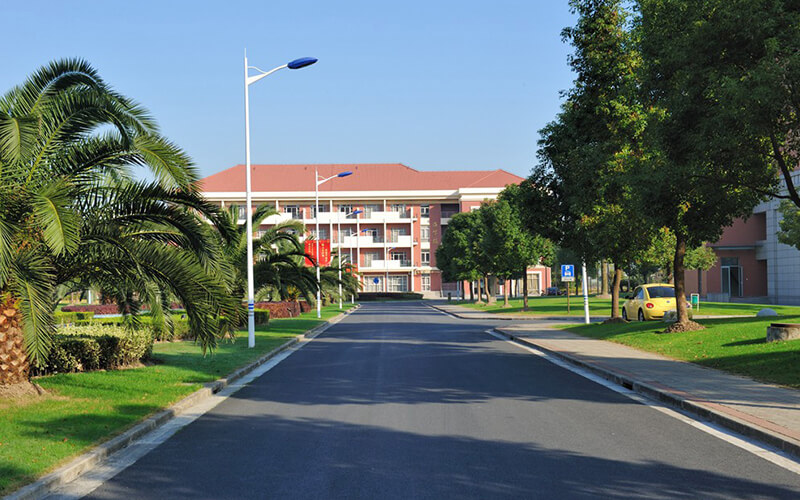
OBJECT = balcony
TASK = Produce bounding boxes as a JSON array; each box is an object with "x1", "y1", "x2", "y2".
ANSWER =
[
  {"x1": 363, "y1": 259, "x2": 413, "y2": 270},
  {"x1": 362, "y1": 210, "x2": 412, "y2": 222},
  {"x1": 386, "y1": 234, "x2": 413, "y2": 246},
  {"x1": 440, "y1": 210, "x2": 459, "y2": 219}
]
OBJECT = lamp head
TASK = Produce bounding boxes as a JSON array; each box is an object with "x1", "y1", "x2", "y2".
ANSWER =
[
  {"x1": 337, "y1": 171, "x2": 353, "y2": 178},
  {"x1": 288, "y1": 57, "x2": 318, "y2": 70},
  {"x1": 352, "y1": 209, "x2": 363, "y2": 215}
]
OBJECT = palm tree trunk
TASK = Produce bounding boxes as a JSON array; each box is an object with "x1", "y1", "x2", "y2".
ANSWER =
[{"x1": 0, "y1": 300, "x2": 29, "y2": 385}]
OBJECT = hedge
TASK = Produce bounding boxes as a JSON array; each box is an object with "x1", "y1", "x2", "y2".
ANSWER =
[
  {"x1": 55, "y1": 311, "x2": 96, "y2": 323},
  {"x1": 254, "y1": 309, "x2": 270, "y2": 326},
  {"x1": 34, "y1": 325, "x2": 154, "y2": 375}
]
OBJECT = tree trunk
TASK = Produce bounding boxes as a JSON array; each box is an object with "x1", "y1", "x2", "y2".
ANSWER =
[
  {"x1": 611, "y1": 264, "x2": 622, "y2": 318},
  {"x1": 486, "y1": 275, "x2": 496, "y2": 304},
  {"x1": 502, "y1": 279, "x2": 509, "y2": 307},
  {"x1": 600, "y1": 261, "x2": 610, "y2": 297},
  {"x1": 469, "y1": 280, "x2": 474, "y2": 302},
  {"x1": 0, "y1": 300, "x2": 29, "y2": 385},
  {"x1": 522, "y1": 266, "x2": 529, "y2": 311},
  {"x1": 674, "y1": 232, "x2": 689, "y2": 324},
  {"x1": 697, "y1": 269, "x2": 703, "y2": 298}
]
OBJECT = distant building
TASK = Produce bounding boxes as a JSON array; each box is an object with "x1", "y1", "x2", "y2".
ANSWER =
[
  {"x1": 686, "y1": 170, "x2": 800, "y2": 304},
  {"x1": 199, "y1": 163, "x2": 551, "y2": 297}
]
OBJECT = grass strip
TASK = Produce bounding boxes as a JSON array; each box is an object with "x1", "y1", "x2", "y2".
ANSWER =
[
  {"x1": 456, "y1": 296, "x2": 800, "y2": 317},
  {"x1": 0, "y1": 305, "x2": 353, "y2": 495},
  {"x1": 564, "y1": 315, "x2": 800, "y2": 388}
]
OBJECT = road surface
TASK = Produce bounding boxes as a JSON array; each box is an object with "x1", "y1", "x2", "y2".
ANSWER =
[{"x1": 84, "y1": 302, "x2": 800, "y2": 499}]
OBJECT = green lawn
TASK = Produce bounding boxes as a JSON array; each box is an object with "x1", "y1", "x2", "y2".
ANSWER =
[
  {"x1": 456, "y1": 296, "x2": 800, "y2": 317},
  {"x1": 0, "y1": 305, "x2": 353, "y2": 495},
  {"x1": 565, "y1": 315, "x2": 800, "y2": 388}
]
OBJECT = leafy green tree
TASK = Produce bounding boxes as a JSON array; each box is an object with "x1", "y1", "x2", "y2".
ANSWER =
[
  {"x1": 530, "y1": 0, "x2": 653, "y2": 319},
  {"x1": 638, "y1": 0, "x2": 777, "y2": 330},
  {"x1": 0, "y1": 59, "x2": 238, "y2": 382},
  {"x1": 436, "y1": 211, "x2": 483, "y2": 302},
  {"x1": 496, "y1": 185, "x2": 555, "y2": 310}
]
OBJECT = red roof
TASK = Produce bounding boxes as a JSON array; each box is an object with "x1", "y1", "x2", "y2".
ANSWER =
[{"x1": 199, "y1": 163, "x2": 524, "y2": 192}]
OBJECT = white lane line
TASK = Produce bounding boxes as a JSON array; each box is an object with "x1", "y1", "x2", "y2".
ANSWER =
[
  {"x1": 486, "y1": 329, "x2": 800, "y2": 476},
  {"x1": 44, "y1": 339, "x2": 311, "y2": 500}
]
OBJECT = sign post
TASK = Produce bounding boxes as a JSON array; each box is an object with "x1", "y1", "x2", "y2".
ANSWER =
[
  {"x1": 582, "y1": 261, "x2": 590, "y2": 324},
  {"x1": 561, "y1": 264, "x2": 575, "y2": 315}
]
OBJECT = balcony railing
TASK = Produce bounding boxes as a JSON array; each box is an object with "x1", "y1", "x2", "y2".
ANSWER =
[{"x1": 440, "y1": 211, "x2": 458, "y2": 219}]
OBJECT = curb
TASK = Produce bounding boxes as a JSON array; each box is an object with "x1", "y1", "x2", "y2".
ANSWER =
[
  {"x1": 5, "y1": 305, "x2": 360, "y2": 500},
  {"x1": 494, "y1": 328, "x2": 800, "y2": 460},
  {"x1": 428, "y1": 303, "x2": 607, "y2": 322}
]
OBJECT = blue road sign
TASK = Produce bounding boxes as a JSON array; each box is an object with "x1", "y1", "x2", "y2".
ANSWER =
[
  {"x1": 561, "y1": 264, "x2": 575, "y2": 281},
  {"x1": 373, "y1": 277, "x2": 380, "y2": 284}
]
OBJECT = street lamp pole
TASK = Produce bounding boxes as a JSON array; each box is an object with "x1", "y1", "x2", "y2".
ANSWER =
[
  {"x1": 243, "y1": 52, "x2": 317, "y2": 347},
  {"x1": 315, "y1": 169, "x2": 353, "y2": 318},
  {"x1": 337, "y1": 208, "x2": 363, "y2": 309}
]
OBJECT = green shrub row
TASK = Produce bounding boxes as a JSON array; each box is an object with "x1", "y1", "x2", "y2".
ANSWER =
[
  {"x1": 54, "y1": 311, "x2": 96, "y2": 323},
  {"x1": 36, "y1": 325, "x2": 154, "y2": 375}
]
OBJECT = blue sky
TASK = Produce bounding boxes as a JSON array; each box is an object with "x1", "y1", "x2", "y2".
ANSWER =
[{"x1": 3, "y1": 1, "x2": 576, "y2": 179}]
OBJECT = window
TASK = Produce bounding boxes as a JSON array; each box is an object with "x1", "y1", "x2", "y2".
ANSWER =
[
  {"x1": 421, "y1": 251, "x2": 430, "y2": 265},
  {"x1": 338, "y1": 227, "x2": 355, "y2": 243},
  {"x1": 721, "y1": 257, "x2": 742, "y2": 297},
  {"x1": 237, "y1": 206, "x2": 247, "y2": 220},
  {"x1": 421, "y1": 227, "x2": 430, "y2": 242},
  {"x1": 310, "y1": 228, "x2": 328, "y2": 240},
  {"x1": 338, "y1": 204, "x2": 352, "y2": 214},
  {"x1": 420, "y1": 205, "x2": 430, "y2": 218},
  {"x1": 363, "y1": 252, "x2": 380, "y2": 267},
  {"x1": 390, "y1": 203, "x2": 409, "y2": 218},
  {"x1": 389, "y1": 227, "x2": 407, "y2": 242},
  {"x1": 391, "y1": 251, "x2": 406, "y2": 261},
  {"x1": 388, "y1": 275, "x2": 408, "y2": 292},
  {"x1": 647, "y1": 286, "x2": 675, "y2": 299},
  {"x1": 362, "y1": 228, "x2": 381, "y2": 242},
  {"x1": 364, "y1": 204, "x2": 381, "y2": 217},
  {"x1": 283, "y1": 205, "x2": 301, "y2": 219},
  {"x1": 311, "y1": 204, "x2": 330, "y2": 217},
  {"x1": 365, "y1": 276, "x2": 383, "y2": 292},
  {"x1": 421, "y1": 274, "x2": 431, "y2": 291}
]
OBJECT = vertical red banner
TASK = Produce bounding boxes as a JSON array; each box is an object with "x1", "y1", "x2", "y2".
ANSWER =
[{"x1": 304, "y1": 240, "x2": 332, "y2": 266}]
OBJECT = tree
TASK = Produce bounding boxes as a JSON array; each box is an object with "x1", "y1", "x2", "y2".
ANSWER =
[
  {"x1": 496, "y1": 184, "x2": 555, "y2": 310},
  {"x1": 530, "y1": 0, "x2": 654, "y2": 320},
  {"x1": 638, "y1": 0, "x2": 777, "y2": 330},
  {"x1": 0, "y1": 59, "x2": 239, "y2": 382},
  {"x1": 436, "y1": 211, "x2": 483, "y2": 302}
]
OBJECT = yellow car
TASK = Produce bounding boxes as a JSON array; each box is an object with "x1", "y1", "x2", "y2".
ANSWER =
[{"x1": 621, "y1": 284, "x2": 690, "y2": 321}]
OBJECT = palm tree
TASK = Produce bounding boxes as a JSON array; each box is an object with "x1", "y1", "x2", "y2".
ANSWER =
[{"x1": 0, "y1": 59, "x2": 238, "y2": 383}]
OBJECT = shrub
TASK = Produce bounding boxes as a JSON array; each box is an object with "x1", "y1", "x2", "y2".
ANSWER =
[
  {"x1": 254, "y1": 309, "x2": 270, "y2": 326},
  {"x1": 55, "y1": 311, "x2": 96, "y2": 324},
  {"x1": 61, "y1": 304, "x2": 120, "y2": 315},
  {"x1": 39, "y1": 324, "x2": 154, "y2": 374}
]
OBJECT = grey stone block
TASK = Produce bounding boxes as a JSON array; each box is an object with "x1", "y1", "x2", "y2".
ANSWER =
[
  {"x1": 757, "y1": 308, "x2": 778, "y2": 317},
  {"x1": 766, "y1": 323, "x2": 800, "y2": 342}
]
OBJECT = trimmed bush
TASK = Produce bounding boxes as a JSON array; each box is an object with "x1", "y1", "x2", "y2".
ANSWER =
[
  {"x1": 37, "y1": 325, "x2": 154, "y2": 374},
  {"x1": 253, "y1": 301, "x2": 301, "y2": 318},
  {"x1": 55, "y1": 311, "x2": 96, "y2": 324},
  {"x1": 254, "y1": 309, "x2": 270, "y2": 326}
]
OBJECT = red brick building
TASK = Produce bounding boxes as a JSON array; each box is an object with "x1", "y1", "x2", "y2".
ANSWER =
[{"x1": 199, "y1": 163, "x2": 552, "y2": 297}]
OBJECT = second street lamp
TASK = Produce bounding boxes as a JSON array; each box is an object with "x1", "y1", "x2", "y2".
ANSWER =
[
  {"x1": 315, "y1": 169, "x2": 353, "y2": 318},
  {"x1": 337, "y1": 208, "x2": 363, "y2": 309},
  {"x1": 243, "y1": 52, "x2": 317, "y2": 348}
]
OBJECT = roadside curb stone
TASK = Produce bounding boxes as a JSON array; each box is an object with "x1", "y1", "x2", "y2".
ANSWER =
[
  {"x1": 493, "y1": 327, "x2": 800, "y2": 460},
  {"x1": 4, "y1": 305, "x2": 360, "y2": 500}
]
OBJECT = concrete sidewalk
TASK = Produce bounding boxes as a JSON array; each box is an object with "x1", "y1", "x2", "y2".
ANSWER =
[{"x1": 494, "y1": 322, "x2": 800, "y2": 459}]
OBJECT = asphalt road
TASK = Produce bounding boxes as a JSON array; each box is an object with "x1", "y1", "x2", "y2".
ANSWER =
[{"x1": 85, "y1": 301, "x2": 800, "y2": 499}]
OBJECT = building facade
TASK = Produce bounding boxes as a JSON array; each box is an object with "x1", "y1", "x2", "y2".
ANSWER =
[
  {"x1": 199, "y1": 163, "x2": 551, "y2": 297},
  {"x1": 685, "y1": 170, "x2": 800, "y2": 304}
]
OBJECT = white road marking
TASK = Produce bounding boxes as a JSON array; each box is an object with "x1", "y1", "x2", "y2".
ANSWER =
[{"x1": 486, "y1": 328, "x2": 800, "y2": 476}]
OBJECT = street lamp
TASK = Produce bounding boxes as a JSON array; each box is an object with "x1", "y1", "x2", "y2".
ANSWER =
[
  {"x1": 243, "y1": 52, "x2": 317, "y2": 348},
  {"x1": 315, "y1": 168, "x2": 352, "y2": 318},
  {"x1": 337, "y1": 208, "x2": 363, "y2": 309}
]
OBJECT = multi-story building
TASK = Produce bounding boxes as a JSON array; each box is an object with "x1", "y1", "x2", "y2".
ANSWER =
[
  {"x1": 685, "y1": 169, "x2": 800, "y2": 304},
  {"x1": 199, "y1": 163, "x2": 552, "y2": 297}
]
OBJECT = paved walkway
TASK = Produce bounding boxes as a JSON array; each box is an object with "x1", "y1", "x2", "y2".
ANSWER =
[{"x1": 432, "y1": 302, "x2": 800, "y2": 457}]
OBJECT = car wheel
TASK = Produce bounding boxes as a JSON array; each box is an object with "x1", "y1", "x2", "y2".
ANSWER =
[
  {"x1": 622, "y1": 308, "x2": 628, "y2": 321},
  {"x1": 638, "y1": 309, "x2": 645, "y2": 322}
]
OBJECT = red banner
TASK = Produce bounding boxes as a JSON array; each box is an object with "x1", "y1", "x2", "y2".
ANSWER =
[{"x1": 304, "y1": 239, "x2": 331, "y2": 267}]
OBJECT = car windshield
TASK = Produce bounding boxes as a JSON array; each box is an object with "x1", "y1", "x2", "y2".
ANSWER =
[{"x1": 647, "y1": 286, "x2": 675, "y2": 298}]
